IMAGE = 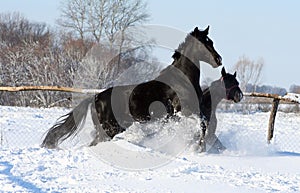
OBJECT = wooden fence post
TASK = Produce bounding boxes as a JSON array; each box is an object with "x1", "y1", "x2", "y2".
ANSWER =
[{"x1": 267, "y1": 98, "x2": 280, "y2": 143}]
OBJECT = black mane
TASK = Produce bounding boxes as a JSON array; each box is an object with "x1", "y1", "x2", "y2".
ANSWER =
[
  {"x1": 172, "y1": 30, "x2": 195, "y2": 60},
  {"x1": 172, "y1": 51, "x2": 181, "y2": 60}
]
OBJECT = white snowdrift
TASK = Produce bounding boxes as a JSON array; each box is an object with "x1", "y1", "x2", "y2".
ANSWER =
[{"x1": 0, "y1": 106, "x2": 299, "y2": 193}]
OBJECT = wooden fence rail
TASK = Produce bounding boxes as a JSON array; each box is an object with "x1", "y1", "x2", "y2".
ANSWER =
[
  {"x1": 244, "y1": 92, "x2": 300, "y2": 143},
  {"x1": 1, "y1": 86, "x2": 299, "y2": 144},
  {"x1": 0, "y1": 86, "x2": 104, "y2": 94},
  {"x1": 244, "y1": 92, "x2": 300, "y2": 104}
]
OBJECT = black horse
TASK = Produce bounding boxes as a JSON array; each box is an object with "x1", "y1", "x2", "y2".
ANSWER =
[
  {"x1": 200, "y1": 67, "x2": 243, "y2": 153},
  {"x1": 41, "y1": 26, "x2": 222, "y2": 149}
]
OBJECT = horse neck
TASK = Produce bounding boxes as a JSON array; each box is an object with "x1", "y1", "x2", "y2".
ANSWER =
[
  {"x1": 171, "y1": 37, "x2": 206, "y2": 86},
  {"x1": 172, "y1": 55, "x2": 200, "y2": 86},
  {"x1": 209, "y1": 79, "x2": 226, "y2": 109}
]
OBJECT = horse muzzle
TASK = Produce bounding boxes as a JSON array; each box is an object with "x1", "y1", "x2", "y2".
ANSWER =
[
  {"x1": 233, "y1": 91, "x2": 243, "y2": 103},
  {"x1": 215, "y1": 55, "x2": 222, "y2": 67}
]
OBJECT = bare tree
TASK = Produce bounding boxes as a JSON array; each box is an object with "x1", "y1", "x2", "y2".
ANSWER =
[
  {"x1": 57, "y1": 0, "x2": 88, "y2": 40},
  {"x1": 86, "y1": 0, "x2": 110, "y2": 43},
  {"x1": 106, "y1": 0, "x2": 149, "y2": 69},
  {"x1": 233, "y1": 55, "x2": 264, "y2": 91},
  {"x1": 58, "y1": 0, "x2": 149, "y2": 44},
  {"x1": 57, "y1": 0, "x2": 151, "y2": 89},
  {"x1": 104, "y1": 0, "x2": 149, "y2": 45}
]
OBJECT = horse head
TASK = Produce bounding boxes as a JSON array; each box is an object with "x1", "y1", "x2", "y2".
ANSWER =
[
  {"x1": 190, "y1": 26, "x2": 222, "y2": 68},
  {"x1": 172, "y1": 26, "x2": 222, "y2": 68},
  {"x1": 219, "y1": 67, "x2": 243, "y2": 103}
]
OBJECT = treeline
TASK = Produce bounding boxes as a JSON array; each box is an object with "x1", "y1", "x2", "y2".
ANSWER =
[
  {"x1": 0, "y1": 0, "x2": 151, "y2": 107},
  {"x1": 245, "y1": 84, "x2": 287, "y2": 96},
  {"x1": 289, "y1": 85, "x2": 300, "y2": 94},
  {"x1": 245, "y1": 84, "x2": 300, "y2": 96}
]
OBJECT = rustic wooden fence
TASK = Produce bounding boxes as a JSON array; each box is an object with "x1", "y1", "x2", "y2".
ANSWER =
[
  {"x1": 0, "y1": 86, "x2": 104, "y2": 94},
  {"x1": 244, "y1": 92, "x2": 300, "y2": 143}
]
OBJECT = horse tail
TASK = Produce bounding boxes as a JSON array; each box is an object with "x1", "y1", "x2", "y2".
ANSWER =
[{"x1": 41, "y1": 97, "x2": 94, "y2": 149}]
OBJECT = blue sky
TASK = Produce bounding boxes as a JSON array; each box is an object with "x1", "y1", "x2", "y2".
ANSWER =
[{"x1": 0, "y1": 0, "x2": 299, "y2": 89}]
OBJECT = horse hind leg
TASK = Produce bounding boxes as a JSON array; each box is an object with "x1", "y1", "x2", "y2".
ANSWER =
[
  {"x1": 89, "y1": 119, "x2": 118, "y2": 146},
  {"x1": 89, "y1": 103, "x2": 110, "y2": 146},
  {"x1": 89, "y1": 125, "x2": 111, "y2": 146}
]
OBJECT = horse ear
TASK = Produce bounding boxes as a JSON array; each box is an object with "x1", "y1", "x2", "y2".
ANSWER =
[
  {"x1": 191, "y1": 27, "x2": 199, "y2": 37},
  {"x1": 234, "y1": 71, "x2": 237, "y2": 77},
  {"x1": 203, "y1": 26, "x2": 210, "y2": 35},
  {"x1": 221, "y1": 67, "x2": 226, "y2": 76}
]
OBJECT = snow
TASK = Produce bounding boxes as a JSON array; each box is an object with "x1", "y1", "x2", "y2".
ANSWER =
[
  {"x1": 0, "y1": 105, "x2": 300, "y2": 193},
  {"x1": 284, "y1": 93, "x2": 300, "y2": 104}
]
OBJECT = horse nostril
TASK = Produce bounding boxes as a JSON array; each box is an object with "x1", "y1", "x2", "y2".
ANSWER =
[
  {"x1": 215, "y1": 56, "x2": 222, "y2": 66},
  {"x1": 239, "y1": 92, "x2": 243, "y2": 100},
  {"x1": 234, "y1": 91, "x2": 243, "y2": 102}
]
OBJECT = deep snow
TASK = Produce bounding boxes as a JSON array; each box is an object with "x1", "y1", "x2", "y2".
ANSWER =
[{"x1": 0, "y1": 105, "x2": 300, "y2": 193}]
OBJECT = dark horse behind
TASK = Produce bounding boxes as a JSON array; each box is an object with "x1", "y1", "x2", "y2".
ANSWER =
[
  {"x1": 41, "y1": 26, "x2": 222, "y2": 150},
  {"x1": 200, "y1": 67, "x2": 243, "y2": 153}
]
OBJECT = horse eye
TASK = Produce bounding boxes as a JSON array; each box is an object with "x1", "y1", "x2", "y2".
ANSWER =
[{"x1": 206, "y1": 38, "x2": 213, "y2": 45}]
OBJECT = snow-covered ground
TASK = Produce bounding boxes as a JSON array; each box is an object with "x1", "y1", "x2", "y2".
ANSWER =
[{"x1": 0, "y1": 105, "x2": 300, "y2": 193}]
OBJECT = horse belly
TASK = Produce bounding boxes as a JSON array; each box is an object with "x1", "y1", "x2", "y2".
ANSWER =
[{"x1": 129, "y1": 81, "x2": 175, "y2": 121}]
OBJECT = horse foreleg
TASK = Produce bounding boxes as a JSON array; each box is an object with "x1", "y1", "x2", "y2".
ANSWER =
[
  {"x1": 199, "y1": 113, "x2": 208, "y2": 152},
  {"x1": 207, "y1": 135, "x2": 226, "y2": 153},
  {"x1": 205, "y1": 115, "x2": 226, "y2": 153}
]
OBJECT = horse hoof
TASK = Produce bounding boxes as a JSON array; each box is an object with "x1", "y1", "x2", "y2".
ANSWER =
[{"x1": 40, "y1": 142, "x2": 58, "y2": 149}]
